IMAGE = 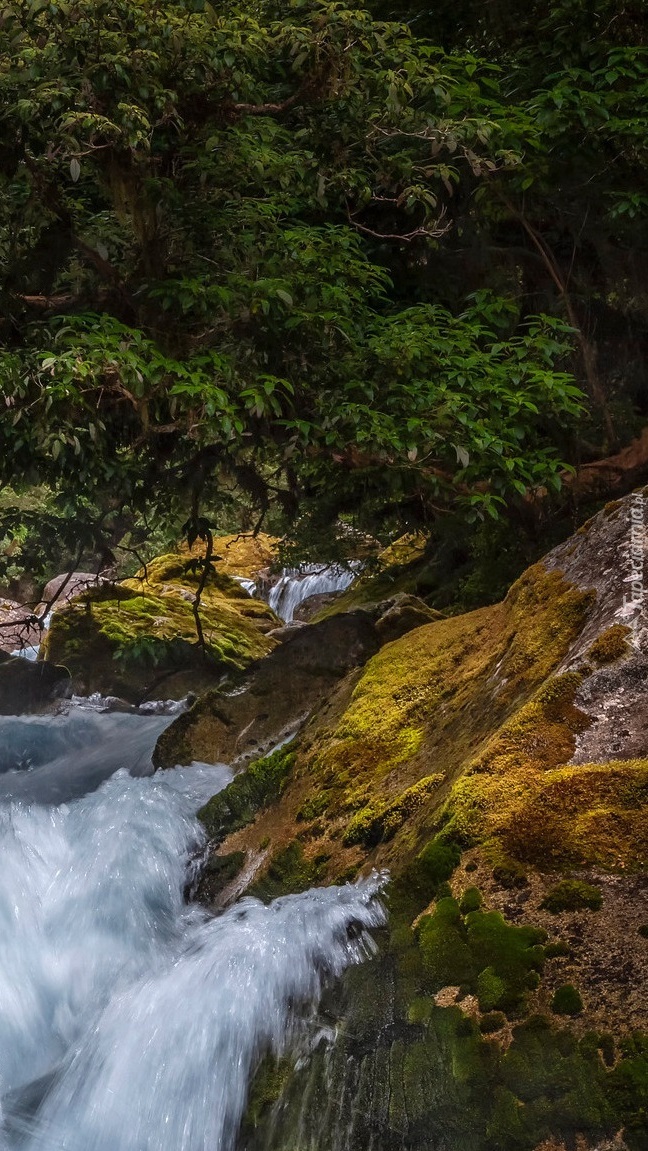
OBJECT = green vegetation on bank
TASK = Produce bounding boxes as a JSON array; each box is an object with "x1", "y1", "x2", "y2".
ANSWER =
[{"x1": 197, "y1": 746, "x2": 296, "y2": 843}]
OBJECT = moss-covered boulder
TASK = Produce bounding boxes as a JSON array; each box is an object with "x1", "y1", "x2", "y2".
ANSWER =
[
  {"x1": 183, "y1": 493, "x2": 648, "y2": 1151},
  {"x1": 42, "y1": 549, "x2": 278, "y2": 702}
]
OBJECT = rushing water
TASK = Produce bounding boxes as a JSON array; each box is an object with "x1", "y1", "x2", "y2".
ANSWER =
[
  {"x1": 0, "y1": 706, "x2": 385, "y2": 1151},
  {"x1": 266, "y1": 564, "x2": 358, "y2": 622}
]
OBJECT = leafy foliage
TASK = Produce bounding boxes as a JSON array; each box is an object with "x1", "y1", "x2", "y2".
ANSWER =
[{"x1": 0, "y1": 0, "x2": 597, "y2": 569}]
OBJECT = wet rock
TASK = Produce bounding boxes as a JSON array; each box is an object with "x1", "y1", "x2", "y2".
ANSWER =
[
  {"x1": 0, "y1": 652, "x2": 70, "y2": 715},
  {"x1": 153, "y1": 610, "x2": 381, "y2": 769},
  {"x1": 40, "y1": 571, "x2": 108, "y2": 608}
]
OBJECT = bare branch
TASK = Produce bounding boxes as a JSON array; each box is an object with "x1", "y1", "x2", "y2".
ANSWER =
[{"x1": 346, "y1": 203, "x2": 450, "y2": 244}]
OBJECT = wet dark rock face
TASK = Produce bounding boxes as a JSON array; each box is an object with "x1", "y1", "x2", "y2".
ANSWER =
[
  {"x1": 0, "y1": 653, "x2": 69, "y2": 715},
  {"x1": 153, "y1": 610, "x2": 382, "y2": 770}
]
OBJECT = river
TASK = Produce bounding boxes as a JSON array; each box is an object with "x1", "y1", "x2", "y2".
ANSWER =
[{"x1": 0, "y1": 701, "x2": 385, "y2": 1151}]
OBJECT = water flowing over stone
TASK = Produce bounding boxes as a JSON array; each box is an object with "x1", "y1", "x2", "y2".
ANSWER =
[
  {"x1": 266, "y1": 564, "x2": 358, "y2": 622},
  {"x1": 0, "y1": 708, "x2": 172, "y2": 804},
  {"x1": 0, "y1": 712, "x2": 386, "y2": 1151}
]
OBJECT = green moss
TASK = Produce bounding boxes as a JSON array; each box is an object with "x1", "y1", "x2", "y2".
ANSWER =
[
  {"x1": 247, "y1": 859, "x2": 638, "y2": 1151},
  {"x1": 544, "y1": 941, "x2": 571, "y2": 959},
  {"x1": 541, "y1": 879, "x2": 603, "y2": 913},
  {"x1": 467, "y1": 911, "x2": 546, "y2": 1015},
  {"x1": 494, "y1": 1014, "x2": 614, "y2": 1146},
  {"x1": 197, "y1": 747, "x2": 295, "y2": 843},
  {"x1": 296, "y1": 793, "x2": 330, "y2": 821},
  {"x1": 401, "y1": 836, "x2": 462, "y2": 911},
  {"x1": 477, "y1": 967, "x2": 507, "y2": 1012},
  {"x1": 247, "y1": 841, "x2": 329, "y2": 902},
  {"x1": 551, "y1": 985, "x2": 584, "y2": 1016},
  {"x1": 587, "y1": 624, "x2": 631, "y2": 665},
  {"x1": 200, "y1": 850, "x2": 245, "y2": 895},
  {"x1": 480, "y1": 1011, "x2": 507, "y2": 1034},
  {"x1": 418, "y1": 897, "x2": 477, "y2": 989},
  {"x1": 241, "y1": 1053, "x2": 292, "y2": 1134},
  {"x1": 459, "y1": 886, "x2": 483, "y2": 914},
  {"x1": 492, "y1": 860, "x2": 528, "y2": 889},
  {"x1": 607, "y1": 1033, "x2": 648, "y2": 1150},
  {"x1": 417, "y1": 897, "x2": 546, "y2": 1017},
  {"x1": 343, "y1": 774, "x2": 445, "y2": 847},
  {"x1": 600, "y1": 1033, "x2": 616, "y2": 1068}
]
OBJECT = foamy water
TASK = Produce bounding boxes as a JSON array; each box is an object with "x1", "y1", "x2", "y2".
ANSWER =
[{"x1": 0, "y1": 717, "x2": 385, "y2": 1151}]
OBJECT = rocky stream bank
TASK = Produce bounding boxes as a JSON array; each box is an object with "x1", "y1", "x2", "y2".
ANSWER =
[{"x1": 1, "y1": 498, "x2": 647, "y2": 1151}]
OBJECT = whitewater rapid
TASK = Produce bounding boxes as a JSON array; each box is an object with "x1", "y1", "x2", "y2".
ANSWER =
[
  {"x1": 267, "y1": 564, "x2": 358, "y2": 622},
  {"x1": 0, "y1": 713, "x2": 385, "y2": 1151}
]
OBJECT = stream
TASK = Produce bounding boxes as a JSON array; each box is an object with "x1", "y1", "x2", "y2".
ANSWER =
[{"x1": 0, "y1": 701, "x2": 385, "y2": 1151}]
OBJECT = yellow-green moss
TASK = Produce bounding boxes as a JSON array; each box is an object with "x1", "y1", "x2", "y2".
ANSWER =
[
  {"x1": 445, "y1": 672, "x2": 590, "y2": 846},
  {"x1": 442, "y1": 654, "x2": 647, "y2": 871},
  {"x1": 43, "y1": 549, "x2": 278, "y2": 697},
  {"x1": 587, "y1": 624, "x2": 631, "y2": 665},
  {"x1": 500, "y1": 759, "x2": 648, "y2": 869},
  {"x1": 222, "y1": 562, "x2": 595, "y2": 885},
  {"x1": 312, "y1": 563, "x2": 591, "y2": 810},
  {"x1": 342, "y1": 774, "x2": 445, "y2": 848}
]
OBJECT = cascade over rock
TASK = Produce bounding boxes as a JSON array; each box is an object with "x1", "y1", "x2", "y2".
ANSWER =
[{"x1": 0, "y1": 715, "x2": 386, "y2": 1151}]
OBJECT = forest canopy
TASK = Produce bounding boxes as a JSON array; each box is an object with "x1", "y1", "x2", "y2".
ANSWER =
[{"x1": 1, "y1": 0, "x2": 647, "y2": 573}]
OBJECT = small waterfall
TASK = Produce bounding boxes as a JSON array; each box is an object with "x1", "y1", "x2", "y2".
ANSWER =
[
  {"x1": 0, "y1": 713, "x2": 386, "y2": 1151},
  {"x1": 10, "y1": 613, "x2": 51, "y2": 662},
  {"x1": 266, "y1": 564, "x2": 359, "y2": 623}
]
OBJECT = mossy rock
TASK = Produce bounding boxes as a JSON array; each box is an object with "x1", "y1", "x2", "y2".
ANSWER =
[
  {"x1": 42, "y1": 550, "x2": 278, "y2": 700},
  {"x1": 541, "y1": 879, "x2": 603, "y2": 913},
  {"x1": 198, "y1": 747, "x2": 295, "y2": 843},
  {"x1": 247, "y1": 841, "x2": 330, "y2": 902},
  {"x1": 225, "y1": 497, "x2": 648, "y2": 1151},
  {"x1": 479, "y1": 1011, "x2": 507, "y2": 1034},
  {"x1": 459, "y1": 886, "x2": 483, "y2": 915},
  {"x1": 196, "y1": 850, "x2": 246, "y2": 902},
  {"x1": 248, "y1": 561, "x2": 598, "y2": 891},
  {"x1": 551, "y1": 984, "x2": 584, "y2": 1016},
  {"x1": 417, "y1": 896, "x2": 546, "y2": 1017},
  {"x1": 544, "y1": 941, "x2": 572, "y2": 959},
  {"x1": 587, "y1": 624, "x2": 631, "y2": 665}
]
